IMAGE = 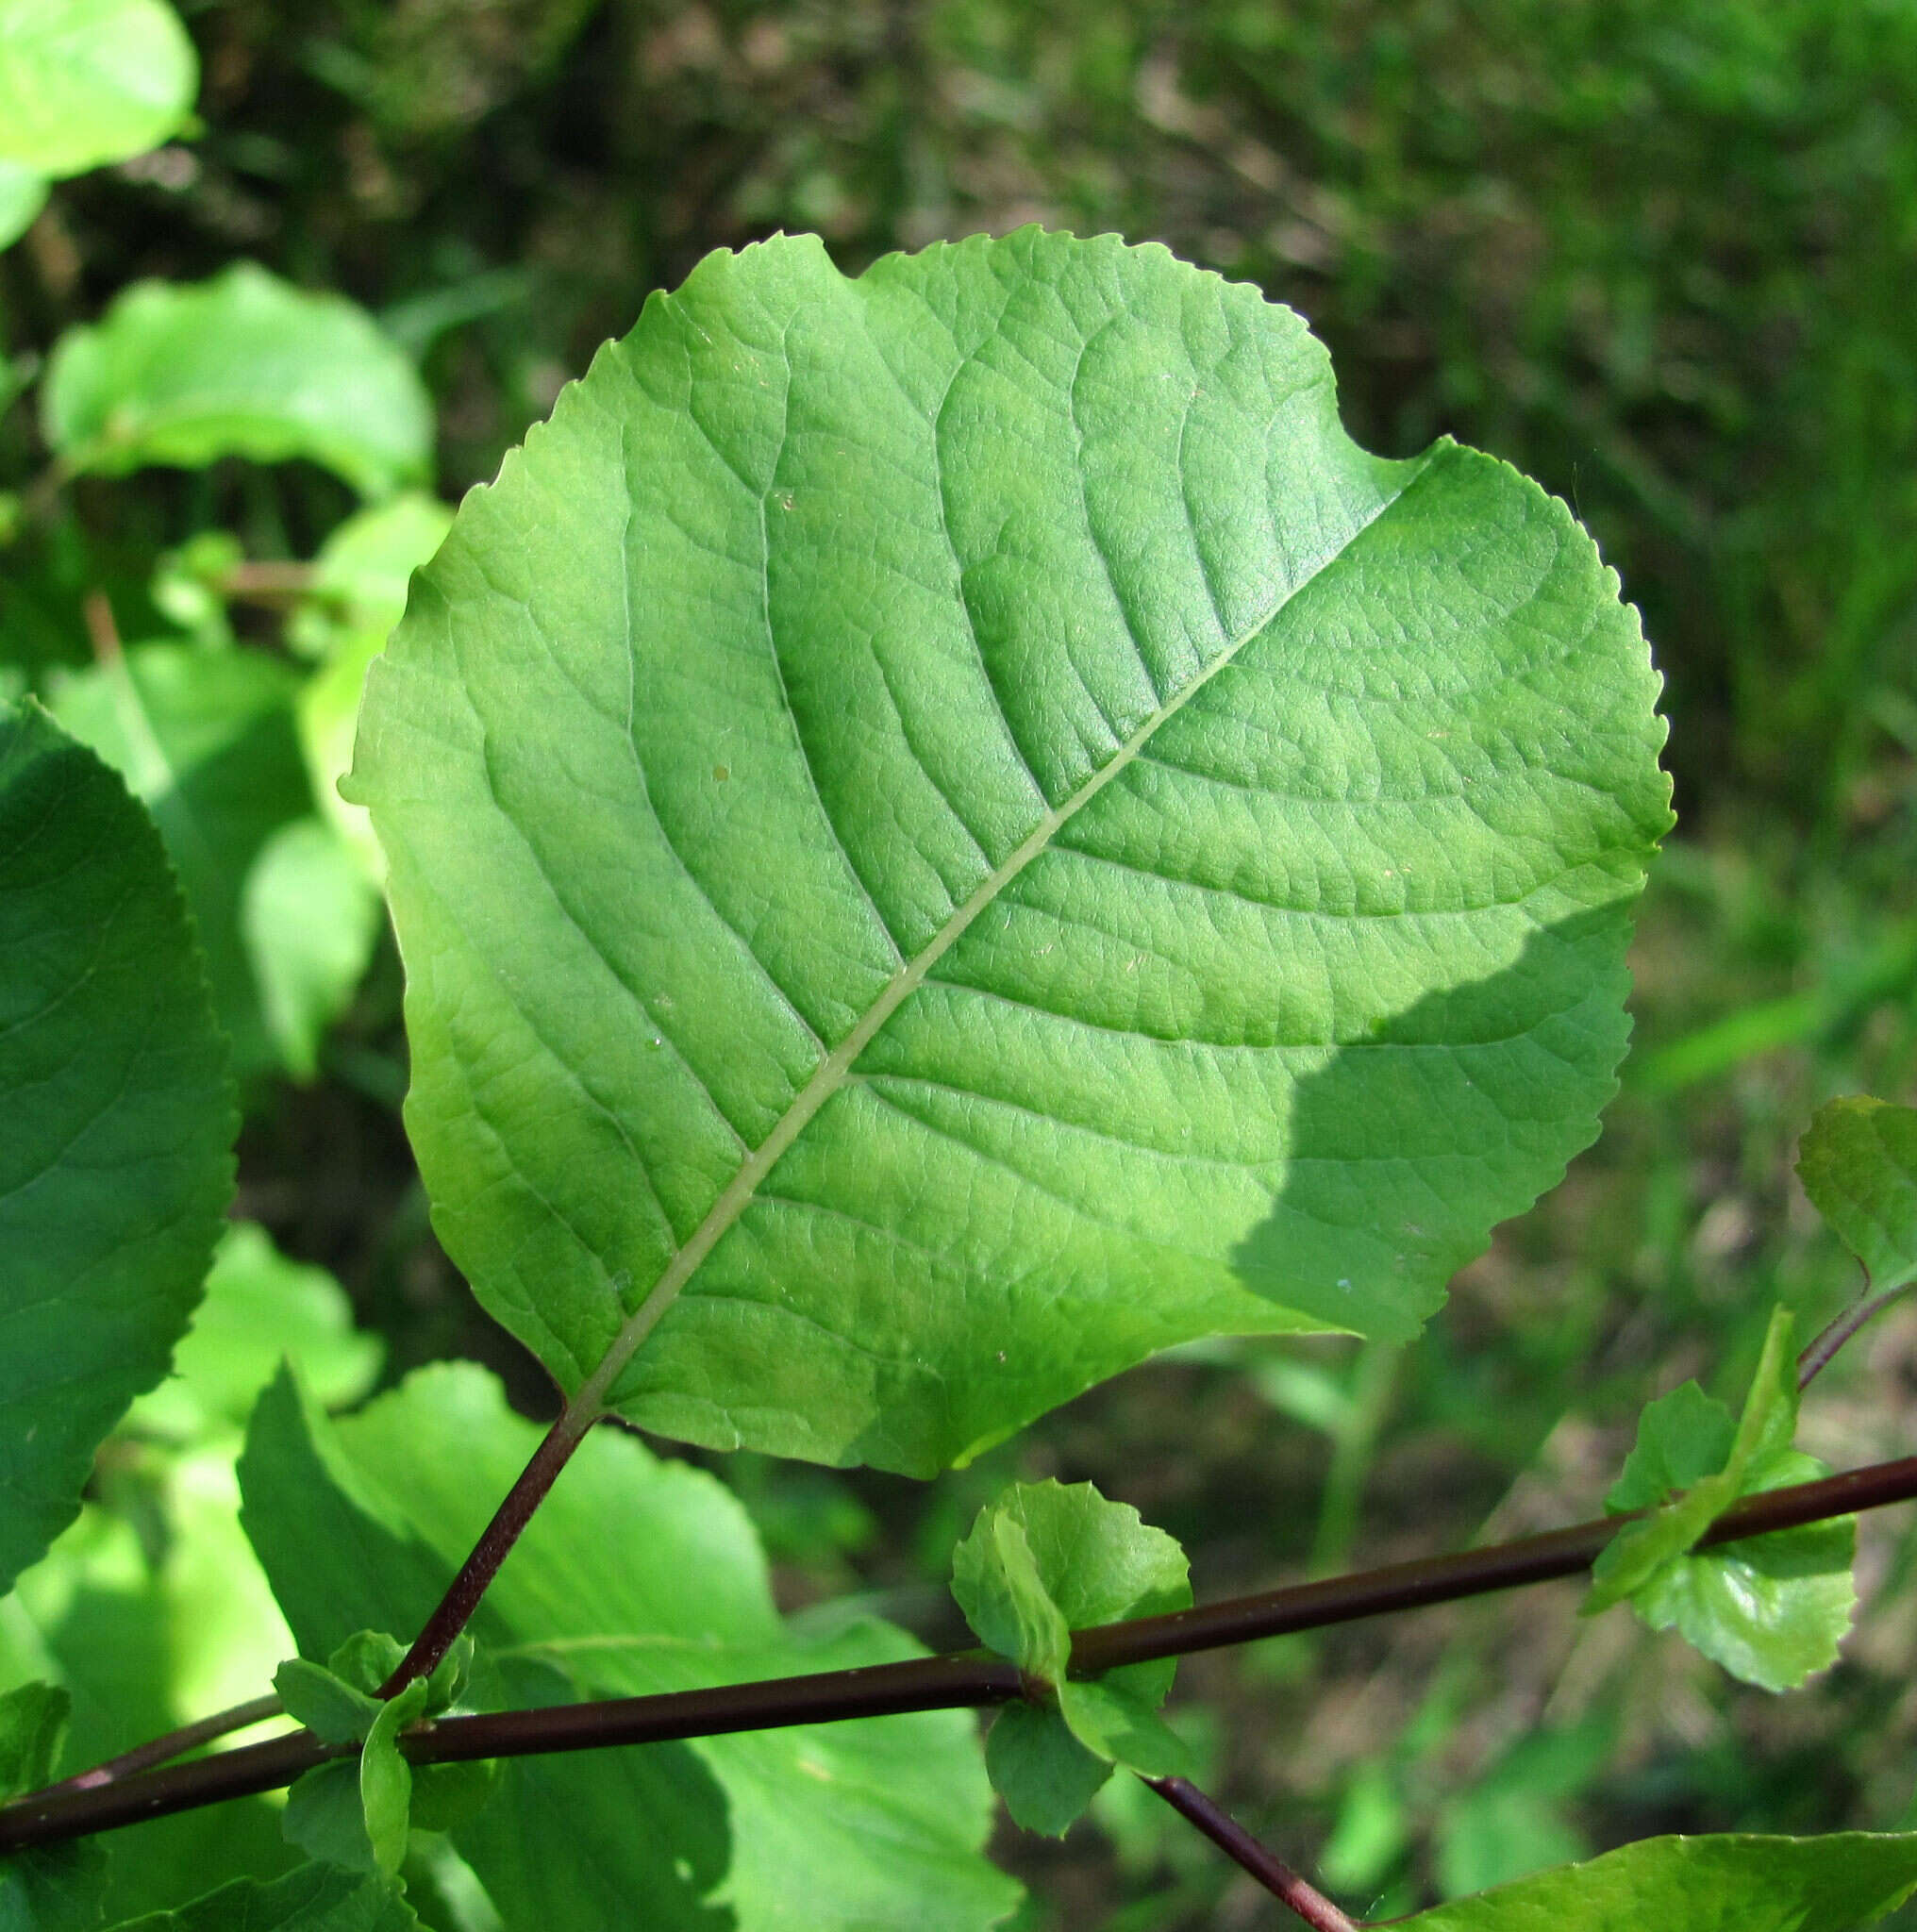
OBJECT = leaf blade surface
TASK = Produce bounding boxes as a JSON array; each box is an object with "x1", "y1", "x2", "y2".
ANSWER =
[
  {"x1": 350, "y1": 230, "x2": 1672, "y2": 1473},
  {"x1": 0, "y1": 701, "x2": 233, "y2": 1592}
]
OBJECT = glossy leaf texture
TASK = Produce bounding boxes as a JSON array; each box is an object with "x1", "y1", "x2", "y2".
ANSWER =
[
  {"x1": 42, "y1": 264, "x2": 433, "y2": 499},
  {"x1": 349, "y1": 227, "x2": 1673, "y2": 1476},
  {"x1": 1798, "y1": 1095, "x2": 1917, "y2": 1295},
  {"x1": 0, "y1": 0, "x2": 196, "y2": 179},
  {"x1": 0, "y1": 701, "x2": 233, "y2": 1594},
  {"x1": 1395, "y1": 1830, "x2": 1917, "y2": 1930},
  {"x1": 1584, "y1": 1310, "x2": 1853, "y2": 1690},
  {"x1": 237, "y1": 1362, "x2": 1021, "y2": 1932}
]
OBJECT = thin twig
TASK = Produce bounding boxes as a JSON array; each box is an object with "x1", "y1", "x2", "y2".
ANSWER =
[
  {"x1": 39, "y1": 1697, "x2": 287, "y2": 1793},
  {"x1": 16, "y1": 456, "x2": 72, "y2": 525},
  {"x1": 3, "y1": 1451, "x2": 1912, "y2": 1854},
  {"x1": 80, "y1": 589, "x2": 123, "y2": 665},
  {"x1": 376, "y1": 1403, "x2": 598, "y2": 1697},
  {"x1": 1799, "y1": 1281, "x2": 1917, "y2": 1390},
  {"x1": 1144, "y1": 1775, "x2": 1359, "y2": 1931}
]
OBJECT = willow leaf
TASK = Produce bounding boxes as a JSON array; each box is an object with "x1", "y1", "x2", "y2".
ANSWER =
[{"x1": 348, "y1": 229, "x2": 1672, "y2": 1474}]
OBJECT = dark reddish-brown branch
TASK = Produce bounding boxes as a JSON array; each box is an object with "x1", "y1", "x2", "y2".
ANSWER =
[
  {"x1": 1145, "y1": 1775, "x2": 1359, "y2": 1931},
  {"x1": 1069, "y1": 1453, "x2": 1917, "y2": 1674},
  {"x1": 377, "y1": 1407, "x2": 593, "y2": 1697},
  {"x1": 6, "y1": 1452, "x2": 1914, "y2": 1856},
  {"x1": 40, "y1": 1697, "x2": 286, "y2": 1794}
]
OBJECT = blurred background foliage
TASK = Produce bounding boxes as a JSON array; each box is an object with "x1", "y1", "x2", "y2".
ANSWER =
[{"x1": 3, "y1": 1, "x2": 1916, "y2": 1925}]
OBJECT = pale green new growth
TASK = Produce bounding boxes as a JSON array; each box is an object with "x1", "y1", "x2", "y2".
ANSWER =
[
  {"x1": 953, "y1": 1479, "x2": 1192, "y2": 1834},
  {"x1": 0, "y1": 0, "x2": 196, "y2": 180},
  {"x1": 1585, "y1": 1307, "x2": 1854, "y2": 1690},
  {"x1": 350, "y1": 229, "x2": 1671, "y2": 1476},
  {"x1": 42, "y1": 264, "x2": 433, "y2": 499}
]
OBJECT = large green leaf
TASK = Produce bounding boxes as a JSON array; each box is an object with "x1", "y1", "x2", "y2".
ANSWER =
[
  {"x1": 1798, "y1": 1095, "x2": 1917, "y2": 1296},
  {"x1": 1395, "y1": 1831, "x2": 1917, "y2": 1930},
  {"x1": 0, "y1": 0, "x2": 196, "y2": 179},
  {"x1": 237, "y1": 1362, "x2": 1022, "y2": 1932},
  {"x1": 50, "y1": 641, "x2": 317, "y2": 1076},
  {"x1": 0, "y1": 701, "x2": 232, "y2": 1594},
  {"x1": 42, "y1": 265, "x2": 432, "y2": 500},
  {"x1": 348, "y1": 229, "x2": 1672, "y2": 1475}
]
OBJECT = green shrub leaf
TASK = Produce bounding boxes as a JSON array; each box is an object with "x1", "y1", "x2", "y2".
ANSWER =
[
  {"x1": 281, "y1": 1761, "x2": 377, "y2": 1877},
  {"x1": 274, "y1": 1659, "x2": 383, "y2": 1749},
  {"x1": 358, "y1": 1679, "x2": 425, "y2": 1877},
  {"x1": 0, "y1": 701, "x2": 233, "y2": 1594},
  {"x1": 1798, "y1": 1096, "x2": 1917, "y2": 1296},
  {"x1": 125, "y1": 1222, "x2": 380, "y2": 1442},
  {"x1": 983, "y1": 1702, "x2": 1110, "y2": 1840},
  {"x1": 238, "y1": 1362, "x2": 1022, "y2": 1932},
  {"x1": 953, "y1": 1479, "x2": 1191, "y2": 1833},
  {"x1": 1393, "y1": 1830, "x2": 1917, "y2": 1930},
  {"x1": 42, "y1": 264, "x2": 432, "y2": 498},
  {"x1": 0, "y1": 159, "x2": 47, "y2": 250},
  {"x1": 348, "y1": 228, "x2": 1671, "y2": 1476},
  {"x1": 0, "y1": 0, "x2": 197, "y2": 179},
  {"x1": 105, "y1": 1862, "x2": 420, "y2": 1930},
  {"x1": 0, "y1": 1682, "x2": 69, "y2": 1802},
  {"x1": 50, "y1": 640, "x2": 316, "y2": 1076},
  {"x1": 1584, "y1": 1307, "x2": 1854, "y2": 1689},
  {"x1": 241, "y1": 818, "x2": 382, "y2": 1081}
]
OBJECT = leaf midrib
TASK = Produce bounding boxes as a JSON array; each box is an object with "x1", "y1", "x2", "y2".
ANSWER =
[{"x1": 573, "y1": 452, "x2": 1432, "y2": 1420}]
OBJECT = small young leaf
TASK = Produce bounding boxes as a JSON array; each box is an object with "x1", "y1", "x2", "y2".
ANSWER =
[
  {"x1": 1584, "y1": 1308, "x2": 1854, "y2": 1688},
  {"x1": 110, "y1": 1860, "x2": 423, "y2": 1928},
  {"x1": 983, "y1": 1702, "x2": 1111, "y2": 1840},
  {"x1": 0, "y1": 1682, "x2": 69, "y2": 1801},
  {"x1": 954, "y1": 1481, "x2": 1192, "y2": 1834},
  {"x1": 326, "y1": 1633, "x2": 408, "y2": 1702},
  {"x1": 359, "y1": 1680, "x2": 427, "y2": 1877},
  {"x1": 274, "y1": 1659, "x2": 381, "y2": 1748},
  {"x1": 42, "y1": 264, "x2": 432, "y2": 499},
  {"x1": 1798, "y1": 1096, "x2": 1917, "y2": 1296},
  {"x1": 422, "y1": 1635, "x2": 475, "y2": 1716},
  {"x1": 283, "y1": 1761, "x2": 377, "y2": 1876},
  {"x1": 954, "y1": 1479, "x2": 1192, "y2": 1695},
  {"x1": 1391, "y1": 1830, "x2": 1917, "y2": 1931},
  {"x1": 951, "y1": 1512, "x2": 1070, "y2": 1686},
  {"x1": 1055, "y1": 1678, "x2": 1192, "y2": 1779},
  {"x1": 0, "y1": 701, "x2": 234, "y2": 1594},
  {"x1": 0, "y1": 0, "x2": 197, "y2": 179}
]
